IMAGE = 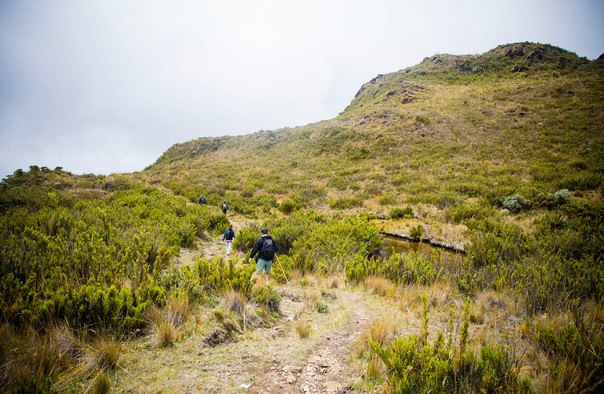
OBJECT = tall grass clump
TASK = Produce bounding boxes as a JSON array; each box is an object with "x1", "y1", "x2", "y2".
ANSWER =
[
  {"x1": 532, "y1": 300, "x2": 604, "y2": 392},
  {"x1": 370, "y1": 297, "x2": 530, "y2": 392},
  {"x1": 145, "y1": 305, "x2": 178, "y2": 348},
  {"x1": 296, "y1": 319, "x2": 312, "y2": 338}
]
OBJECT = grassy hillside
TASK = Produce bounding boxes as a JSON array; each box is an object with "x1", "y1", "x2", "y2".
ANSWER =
[
  {"x1": 141, "y1": 42, "x2": 602, "y2": 229},
  {"x1": 1, "y1": 42, "x2": 603, "y2": 392}
]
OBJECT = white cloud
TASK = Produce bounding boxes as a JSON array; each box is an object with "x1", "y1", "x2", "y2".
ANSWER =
[{"x1": 1, "y1": 0, "x2": 602, "y2": 177}]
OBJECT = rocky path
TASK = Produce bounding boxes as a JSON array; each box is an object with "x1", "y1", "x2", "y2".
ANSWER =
[
  {"x1": 248, "y1": 291, "x2": 372, "y2": 393},
  {"x1": 113, "y1": 286, "x2": 378, "y2": 393},
  {"x1": 114, "y1": 215, "x2": 381, "y2": 393}
]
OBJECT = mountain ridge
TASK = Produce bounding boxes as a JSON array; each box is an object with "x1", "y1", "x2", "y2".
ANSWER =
[{"x1": 142, "y1": 42, "x2": 602, "y2": 227}]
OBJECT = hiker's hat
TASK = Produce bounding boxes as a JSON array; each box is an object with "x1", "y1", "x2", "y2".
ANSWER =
[{"x1": 261, "y1": 228, "x2": 268, "y2": 234}]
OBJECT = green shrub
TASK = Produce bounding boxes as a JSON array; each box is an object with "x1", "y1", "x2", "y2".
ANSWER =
[
  {"x1": 414, "y1": 114, "x2": 430, "y2": 125},
  {"x1": 278, "y1": 199, "x2": 300, "y2": 214},
  {"x1": 533, "y1": 189, "x2": 572, "y2": 209},
  {"x1": 0, "y1": 182, "x2": 229, "y2": 332},
  {"x1": 409, "y1": 224, "x2": 423, "y2": 239},
  {"x1": 502, "y1": 194, "x2": 527, "y2": 213},
  {"x1": 370, "y1": 297, "x2": 529, "y2": 393},
  {"x1": 378, "y1": 193, "x2": 397, "y2": 206},
  {"x1": 314, "y1": 301, "x2": 329, "y2": 313},
  {"x1": 252, "y1": 287, "x2": 281, "y2": 313},
  {"x1": 328, "y1": 195, "x2": 364, "y2": 210},
  {"x1": 444, "y1": 201, "x2": 493, "y2": 223},
  {"x1": 389, "y1": 206, "x2": 413, "y2": 219}
]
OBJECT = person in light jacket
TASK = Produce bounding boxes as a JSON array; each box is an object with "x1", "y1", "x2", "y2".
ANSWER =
[{"x1": 222, "y1": 225, "x2": 235, "y2": 256}]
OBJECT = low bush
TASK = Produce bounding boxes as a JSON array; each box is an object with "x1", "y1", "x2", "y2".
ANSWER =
[
  {"x1": 314, "y1": 301, "x2": 329, "y2": 313},
  {"x1": 279, "y1": 198, "x2": 302, "y2": 214},
  {"x1": 502, "y1": 193, "x2": 527, "y2": 213},
  {"x1": 409, "y1": 224, "x2": 424, "y2": 239},
  {"x1": 370, "y1": 297, "x2": 530, "y2": 393},
  {"x1": 252, "y1": 287, "x2": 281, "y2": 314},
  {"x1": 389, "y1": 206, "x2": 414, "y2": 219},
  {"x1": 532, "y1": 301, "x2": 604, "y2": 392}
]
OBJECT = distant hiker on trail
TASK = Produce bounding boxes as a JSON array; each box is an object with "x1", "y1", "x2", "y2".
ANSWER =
[
  {"x1": 222, "y1": 224, "x2": 235, "y2": 256},
  {"x1": 221, "y1": 201, "x2": 228, "y2": 214},
  {"x1": 199, "y1": 195, "x2": 206, "y2": 204},
  {"x1": 250, "y1": 228, "x2": 279, "y2": 285}
]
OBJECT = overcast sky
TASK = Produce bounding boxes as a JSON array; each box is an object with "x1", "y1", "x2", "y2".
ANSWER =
[{"x1": 1, "y1": 0, "x2": 602, "y2": 178}]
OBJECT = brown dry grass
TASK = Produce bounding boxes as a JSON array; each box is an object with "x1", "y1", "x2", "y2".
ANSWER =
[
  {"x1": 87, "y1": 336, "x2": 120, "y2": 372},
  {"x1": 364, "y1": 276, "x2": 395, "y2": 298},
  {"x1": 355, "y1": 317, "x2": 394, "y2": 358},
  {"x1": 223, "y1": 288, "x2": 247, "y2": 315},
  {"x1": 295, "y1": 319, "x2": 312, "y2": 338},
  {"x1": 167, "y1": 290, "x2": 190, "y2": 327},
  {"x1": 0, "y1": 324, "x2": 62, "y2": 390},
  {"x1": 91, "y1": 371, "x2": 111, "y2": 394},
  {"x1": 146, "y1": 305, "x2": 178, "y2": 348}
]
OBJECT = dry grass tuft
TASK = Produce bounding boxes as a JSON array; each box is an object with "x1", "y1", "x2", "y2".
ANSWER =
[
  {"x1": 325, "y1": 274, "x2": 346, "y2": 289},
  {"x1": 52, "y1": 324, "x2": 85, "y2": 364},
  {"x1": 91, "y1": 370, "x2": 111, "y2": 394},
  {"x1": 87, "y1": 336, "x2": 120, "y2": 372},
  {"x1": 146, "y1": 305, "x2": 178, "y2": 348},
  {"x1": 296, "y1": 319, "x2": 312, "y2": 338},
  {"x1": 167, "y1": 290, "x2": 190, "y2": 327},
  {"x1": 223, "y1": 289, "x2": 247, "y2": 315},
  {"x1": 364, "y1": 276, "x2": 394, "y2": 297},
  {"x1": 364, "y1": 352, "x2": 382, "y2": 380},
  {"x1": 303, "y1": 289, "x2": 323, "y2": 312},
  {"x1": 398, "y1": 282, "x2": 461, "y2": 312},
  {"x1": 152, "y1": 320, "x2": 178, "y2": 348},
  {"x1": 287, "y1": 269, "x2": 303, "y2": 282},
  {"x1": 355, "y1": 318, "x2": 393, "y2": 357},
  {"x1": 0, "y1": 324, "x2": 63, "y2": 390},
  {"x1": 581, "y1": 299, "x2": 604, "y2": 326},
  {"x1": 299, "y1": 273, "x2": 319, "y2": 288},
  {"x1": 251, "y1": 280, "x2": 266, "y2": 294}
]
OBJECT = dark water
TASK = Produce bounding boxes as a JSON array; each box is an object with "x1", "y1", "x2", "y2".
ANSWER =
[{"x1": 380, "y1": 235, "x2": 464, "y2": 261}]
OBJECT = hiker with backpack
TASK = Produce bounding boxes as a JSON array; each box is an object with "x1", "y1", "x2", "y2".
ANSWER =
[
  {"x1": 250, "y1": 228, "x2": 279, "y2": 285},
  {"x1": 222, "y1": 224, "x2": 235, "y2": 256},
  {"x1": 221, "y1": 201, "x2": 228, "y2": 214},
  {"x1": 199, "y1": 195, "x2": 206, "y2": 204}
]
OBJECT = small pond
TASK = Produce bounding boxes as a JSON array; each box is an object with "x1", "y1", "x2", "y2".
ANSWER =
[{"x1": 380, "y1": 234, "x2": 465, "y2": 262}]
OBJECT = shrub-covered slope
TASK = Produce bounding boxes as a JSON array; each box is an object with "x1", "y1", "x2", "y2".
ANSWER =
[
  {"x1": 1, "y1": 42, "x2": 603, "y2": 393},
  {"x1": 142, "y1": 42, "x2": 603, "y2": 222}
]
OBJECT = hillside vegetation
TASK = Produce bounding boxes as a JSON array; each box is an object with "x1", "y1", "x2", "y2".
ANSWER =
[
  {"x1": 145, "y1": 42, "x2": 602, "y2": 220},
  {"x1": 1, "y1": 42, "x2": 603, "y2": 392}
]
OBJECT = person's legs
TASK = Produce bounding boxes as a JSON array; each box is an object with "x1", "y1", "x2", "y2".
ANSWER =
[
  {"x1": 255, "y1": 258, "x2": 273, "y2": 285},
  {"x1": 264, "y1": 260, "x2": 272, "y2": 285},
  {"x1": 256, "y1": 258, "x2": 268, "y2": 284},
  {"x1": 226, "y1": 241, "x2": 232, "y2": 255}
]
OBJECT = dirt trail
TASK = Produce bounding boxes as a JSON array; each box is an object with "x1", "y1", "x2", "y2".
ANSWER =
[
  {"x1": 249, "y1": 291, "x2": 372, "y2": 393},
  {"x1": 114, "y1": 285, "x2": 378, "y2": 393},
  {"x1": 113, "y1": 215, "x2": 384, "y2": 393},
  {"x1": 174, "y1": 214, "x2": 250, "y2": 266}
]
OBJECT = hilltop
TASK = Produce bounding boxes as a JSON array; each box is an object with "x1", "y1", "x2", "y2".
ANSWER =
[{"x1": 138, "y1": 42, "x2": 602, "y2": 245}]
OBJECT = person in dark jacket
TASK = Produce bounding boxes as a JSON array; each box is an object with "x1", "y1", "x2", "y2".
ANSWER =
[
  {"x1": 222, "y1": 224, "x2": 235, "y2": 256},
  {"x1": 221, "y1": 201, "x2": 228, "y2": 214},
  {"x1": 250, "y1": 228, "x2": 279, "y2": 285}
]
